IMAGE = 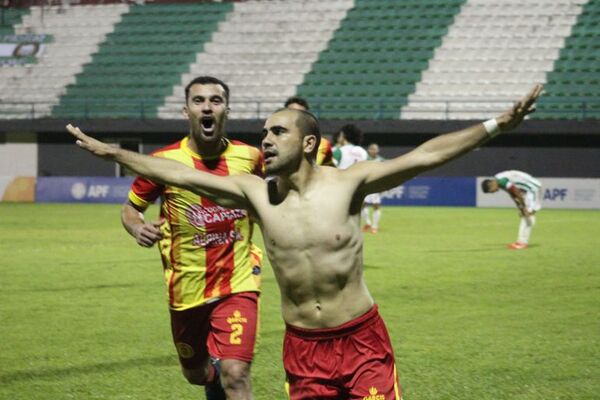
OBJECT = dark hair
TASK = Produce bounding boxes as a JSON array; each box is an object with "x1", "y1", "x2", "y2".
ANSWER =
[
  {"x1": 284, "y1": 96, "x2": 310, "y2": 110},
  {"x1": 339, "y1": 124, "x2": 363, "y2": 146},
  {"x1": 481, "y1": 179, "x2": 494, "y2": 193},
  {"x1": 274, "y1": 108, "x2": 321, "y2": 158},
  {"x1": 184, "y1": 76, "x2": 230, "y2": 104},
  {"x1": 331, "y1": 130, "x2": 342, "y2": 145}
]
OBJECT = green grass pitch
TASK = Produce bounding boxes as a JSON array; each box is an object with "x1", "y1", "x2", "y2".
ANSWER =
[{"x1": 0, "y1": 203, "x2": 598, "y2": 399}]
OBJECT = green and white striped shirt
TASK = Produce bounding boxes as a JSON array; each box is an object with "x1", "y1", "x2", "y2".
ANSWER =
[{"x1": 495, "y1": 170, "x2": 542, "y2": 200}]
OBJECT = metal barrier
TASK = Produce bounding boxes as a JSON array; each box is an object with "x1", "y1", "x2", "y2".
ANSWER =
[{"x1": 0, "y1": 98, "x2": 598, "y2": 120}]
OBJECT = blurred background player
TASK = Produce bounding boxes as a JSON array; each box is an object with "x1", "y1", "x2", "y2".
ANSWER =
[
  {"x1": 121, "y1": 76, "x2": 263, "y2": 400},
  {"x1": 284, "y1": 96, "x2": 334, "y2": 166},
  {"x1": 332, "y1": 124, "x2": 368, "y2": 169},
  {"x1": 331, "y1": 129, "x2": 342, "y2": 153},
  {"x1": 481, "y1": 170, "x2": 542, "y2": 249},
  {"x1": 362, "y1": 143, "x2": 385, "y2": 233}
]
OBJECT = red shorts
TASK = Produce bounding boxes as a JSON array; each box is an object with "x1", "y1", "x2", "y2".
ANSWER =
[
  {"x1": 170, "y1": 291, "x2": 258, "y2": 369},
  {"x1": 283, "y1": 305, "x2": 402, "y2": 400}
]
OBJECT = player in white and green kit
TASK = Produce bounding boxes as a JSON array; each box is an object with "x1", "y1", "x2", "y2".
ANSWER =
[
  {"x1": 482, "y1": 170, "x2": 542, "y2": 249},
  {"x1": 362, "y1": 143, "x2": 385, "y2": 233},
  {"x1": 332, "y1": 124, "x2": 368, "y2": 169}
]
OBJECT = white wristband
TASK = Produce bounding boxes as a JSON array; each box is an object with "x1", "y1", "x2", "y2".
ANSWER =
[{"x1": 483, "y1": 118, "x2": 500, "y2": 137}]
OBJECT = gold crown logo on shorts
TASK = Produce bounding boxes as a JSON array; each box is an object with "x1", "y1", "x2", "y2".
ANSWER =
[
  {"x1": 227, "y1": 310, "x2": 248, "y2": 324},
  {"x1": 363, "y1": 386, "x2": 385, "y2": 400}
]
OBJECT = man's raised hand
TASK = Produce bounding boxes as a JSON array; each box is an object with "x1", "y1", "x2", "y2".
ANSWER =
[
  {"x1": 66, "y1": 124, "x2": 118, "y2": 159},
  {"x1": 497, "y1": 84, "x2": 544, "y2": 132}
]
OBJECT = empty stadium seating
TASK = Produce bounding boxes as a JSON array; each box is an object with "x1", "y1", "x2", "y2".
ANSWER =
[
  {"x1": 296, "y1": 0, "x2": 464, "y2": 119},
  {"x1": 534, "y1": 0, "x2": 600, "y2": 119},
  {"x1": 0, "y1": 4, "x2": 128, "y2": 119},
  {"x1": 52, "y1": 2, "x2": 232, "y2": 119},
  {"x1": 157, "y1": 0, "x2": 355, "y2": 119},
  {"x1": 401, "y1": 0, "x2": 589, "y2": 119},
  {"x1": 0, "y1": 0, "x2": 597, "y2": 120}
]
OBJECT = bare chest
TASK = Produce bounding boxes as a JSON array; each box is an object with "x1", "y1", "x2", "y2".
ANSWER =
[{"x1": 258, "y1": 186, "x2": 357, "y2": 251}]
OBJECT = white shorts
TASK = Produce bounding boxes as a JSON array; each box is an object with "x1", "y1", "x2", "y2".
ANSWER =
[
  {"x1": 525, "y1": 188, "x2": 542, "y2": 213},
  {"x1": 364, "y1": 193, "x2": 381, "y2": 205}
]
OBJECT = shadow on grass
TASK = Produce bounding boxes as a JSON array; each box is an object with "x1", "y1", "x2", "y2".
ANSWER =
[
  {"x1": 363, "y1": 264, "x2": 384, "y2": 270},
  {"x1": 61, "y1": 257, "x2": 157, "y2": 266},
  {"x1": 6, "y1": 283, "x2": 138, "y2": 293},
  {"x1": 423, "y1": 243, "x2": 542, "y2": 253},
  {"x1": 424, "y1": 246, "x2": 508, "y2": 253},
  {"x1": 0, "y1": 355, "x2": 176, "y2": 384}
]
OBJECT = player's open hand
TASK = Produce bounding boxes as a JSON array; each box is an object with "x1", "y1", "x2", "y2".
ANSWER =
[
  {"x1": 497, "y1": 84, "x2": 544, "y2": 132},
  {"x1": 66, "y1": 124, "x2": 118, "y2": 159}
]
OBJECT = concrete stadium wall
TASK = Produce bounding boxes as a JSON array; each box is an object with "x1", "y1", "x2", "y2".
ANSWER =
[
  {"x1": 37, "y1": 140, "x2": 600, "y2": 178},
  {"x1": 0, "y1": 133, "x2": 37, "y2": 175},
  {"x1": 0, "y1": 119, "x2": 598, "y2": 178},
  {"x1": 379, "y1": 146, "x2": 600, "y2": 178}
]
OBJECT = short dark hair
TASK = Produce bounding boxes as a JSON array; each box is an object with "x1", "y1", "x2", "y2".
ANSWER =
[
  {"x1": 481, "y1": 179, "x2": 494, "y2": 193},
  {"x1": 184, "y1": 76, "x2": 230, "y2": 104},
  {"x1": 274, "y1": 108, "x2": 321, "y2": 158},
  {"x1": 284, "y1": 96, "x2": 310, "y2": 110},
  {"x1": 339, "y1": 124, "x2": 363, "y2": 146},
  {"x1": 331, "y1": 130, "x2": 342, "y2": 145}
]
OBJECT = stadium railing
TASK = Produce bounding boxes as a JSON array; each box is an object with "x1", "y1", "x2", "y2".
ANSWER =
[{"x1": 0, "y1": 98, "x2": 598, "y2": 120}]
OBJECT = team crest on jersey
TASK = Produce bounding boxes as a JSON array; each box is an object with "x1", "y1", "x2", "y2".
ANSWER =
[
  {"x1": 186, "y1": 204, "x2": 247, "y2": 228},
  {"x1": 363, "y1": 387, "x2": 385, "y2": 400},
  {"x1": 175, "y1": 342, "x2": 195, "y2": 359}
]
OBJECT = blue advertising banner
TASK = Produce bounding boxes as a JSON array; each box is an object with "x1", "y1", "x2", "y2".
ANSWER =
[
  {"x1": 36, "y1": 176, "x2": 476, "y2": 205},
  {"x1": 380, "y1": 177, "x2": 476, "y2": 206},
  {"x1": 36, "y1": 177, "x2": 135, "y2": 204}
]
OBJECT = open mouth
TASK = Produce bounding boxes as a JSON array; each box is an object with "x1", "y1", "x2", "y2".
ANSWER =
[
  {"x1": 200, "y1": 117, "x2": 215, "y2": 135},
  {"x1": 263, "y1": 149, "x2": 277, "y2": 164}
]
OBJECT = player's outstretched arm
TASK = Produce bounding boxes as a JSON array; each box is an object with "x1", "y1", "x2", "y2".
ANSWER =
[
  {"x1": 66, "y1": 124, "x2": 258, "y2": 209},
  {"x1": 352, "y1": 84, "x2": 543, "y2": 194}
]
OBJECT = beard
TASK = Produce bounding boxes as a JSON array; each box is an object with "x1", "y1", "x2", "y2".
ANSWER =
[{"x1": 264, "y1": 152, "x2": 303, "y2": 177}]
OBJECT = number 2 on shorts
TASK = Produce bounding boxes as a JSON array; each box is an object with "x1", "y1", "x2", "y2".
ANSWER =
[{"x1": 230, "y1": 323, "x2": 243, "y2": 344}]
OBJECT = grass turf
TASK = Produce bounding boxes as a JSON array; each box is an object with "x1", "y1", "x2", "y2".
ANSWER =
[{"x1": 0, "y1": 204, "x2": 598, "y2": 399}]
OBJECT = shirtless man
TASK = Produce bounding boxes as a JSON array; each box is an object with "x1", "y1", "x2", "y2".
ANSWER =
[{"x1": 67, "y1": 84, "x2": 543, "y2": 400}]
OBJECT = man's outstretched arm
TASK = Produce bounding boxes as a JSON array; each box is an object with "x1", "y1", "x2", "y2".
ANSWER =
[
  {"x1": 66, "y1": 124, "x2": 259, "y2": 209},
  {"x1": 352, "y1": 84, "x2": 543, "y2": 194}
]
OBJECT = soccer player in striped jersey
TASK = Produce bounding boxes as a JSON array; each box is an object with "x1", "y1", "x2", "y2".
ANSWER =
[
  {"x1": 284, "y1": 96, "x2": 334, "y2": 166},
  {"x1": 69, "y1": 84, "x2": 543, "y2": 400},
  {"x1": 120, "y1": 77, "x2": 262, "y2": 400},
  {"x1": 482, "y1": 170, "x2": 542, "y2": 249}
]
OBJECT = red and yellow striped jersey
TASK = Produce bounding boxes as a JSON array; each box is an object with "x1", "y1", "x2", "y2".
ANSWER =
[
  {"x1": 317, "y1": 137, "x2": 334, "y2": 166},
  {"x1": 128, "y1": 136, "x2": 264, "y2": 311}
]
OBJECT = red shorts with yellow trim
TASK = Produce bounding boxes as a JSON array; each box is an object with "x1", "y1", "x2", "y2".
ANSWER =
[
  {"x1": 170, "y1": 291, "x2": 258, "y2": 368},
  {"x1": 283, "y1": 305, "x2": 402, "y2": 400}
]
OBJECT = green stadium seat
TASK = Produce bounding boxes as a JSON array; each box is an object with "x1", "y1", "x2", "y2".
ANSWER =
[
  {"x1": 52, "y1": 2, "x2": 233, "y2": 119},
  {"x1": 534, "y1": 0, "x2": 600, "y2": 119}
]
